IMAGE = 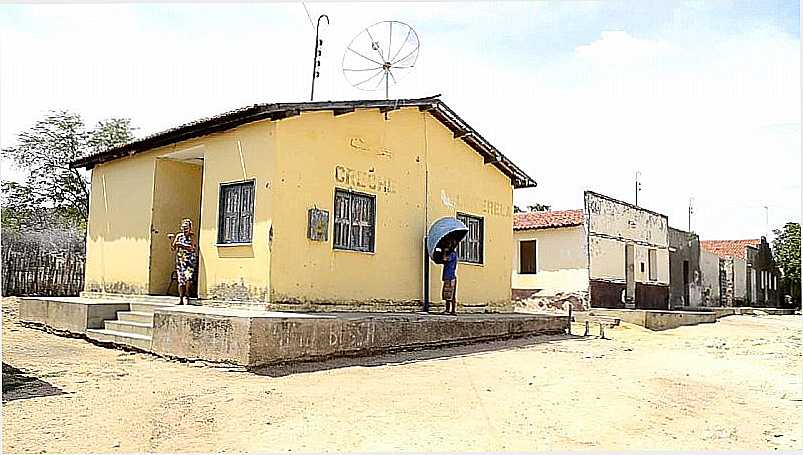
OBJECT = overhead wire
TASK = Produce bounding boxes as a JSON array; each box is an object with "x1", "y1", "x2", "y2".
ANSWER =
[{"x1": 301, "y1": 2, "x2": 315, "y2": 29}]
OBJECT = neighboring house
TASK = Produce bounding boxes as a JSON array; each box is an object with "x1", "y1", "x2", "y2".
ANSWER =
[
  {"x1": 699, "y1": 247, "x2": 721, "y2": 306},
  {"x1": 668, "y1": 227, "x2": 703, "y2": 308},
  {"x1": 511, "y1": 191, "x2": 671, "y2": 311},
  {"x1": 512, "y1": 209, "x2": 588, "y2": 310},
  {"x1": 70, "y1": 95, "x2": 537, "y2": 311},
  {"x1": 585, "y1": 191, "x2": 670, "y2": 310},
  {"x1": 700, "y1": 238, "x2": 781, "y2": 307}
]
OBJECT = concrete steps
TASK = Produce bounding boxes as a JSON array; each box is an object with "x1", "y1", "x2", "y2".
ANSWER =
[
  {"x1": 104, "y1": 320, "x2": 153, "y2": 336},
  {"x1": 85, "y1": 298, "x2": 179, "y2": 352},
  {"x1": 86, "y1": 328, "x2": 152, "y2": 351},
  {"x1": 130, "y1": 301, "x2": 182, "y2": 313},
  {"x1": 117, "y1": 311, "x2": 153, "y2": 324}
]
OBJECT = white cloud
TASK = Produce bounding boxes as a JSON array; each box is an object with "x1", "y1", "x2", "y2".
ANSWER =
[{"x1": 575, "y1": 31, "x2": 670, "y2": 64}]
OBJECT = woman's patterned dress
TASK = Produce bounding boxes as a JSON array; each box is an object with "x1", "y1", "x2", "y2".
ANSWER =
[{"x1": 174, "y1": 233, "x2": 197, "y2": 285}]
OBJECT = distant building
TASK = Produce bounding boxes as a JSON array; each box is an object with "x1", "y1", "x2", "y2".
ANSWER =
[
  {"x1": 512, "y1": 191, "x2": 670, "y2": 311},
  {"x1": 668, "y1": 227, "x2": 702, "y2": 308},
  {"x1": 699, "y1": 237, "x2": 780, "y2": 307},
  {"x1": 512, "y1": 209, "x2": 588, "y2": 310}
]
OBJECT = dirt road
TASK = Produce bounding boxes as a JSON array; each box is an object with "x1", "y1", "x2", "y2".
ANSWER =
[{"x1": 3, "y1": 298, "x2": 801, "y2": 452}]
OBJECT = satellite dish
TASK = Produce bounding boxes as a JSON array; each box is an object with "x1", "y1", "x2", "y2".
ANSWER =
[{"x1": 342, "y1": 21, "x2": 420, "y2": 99}]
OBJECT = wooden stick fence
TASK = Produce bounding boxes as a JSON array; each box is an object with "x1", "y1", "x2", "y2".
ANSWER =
[{"x1": 2, "y1": 247, "x2": 85, "y2": 297}]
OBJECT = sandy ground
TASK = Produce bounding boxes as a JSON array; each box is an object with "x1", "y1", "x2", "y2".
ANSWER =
[{"x1": 2, "y1": 297, "x2": 801, "y2": 453}]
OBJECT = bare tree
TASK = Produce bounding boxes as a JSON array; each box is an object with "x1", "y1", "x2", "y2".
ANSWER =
[{"x1": 2, "y1": 112, "x2": 135, "y2": 230}]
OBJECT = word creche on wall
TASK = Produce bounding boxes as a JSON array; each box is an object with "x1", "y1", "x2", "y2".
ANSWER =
[{"x1": 334, "y1": 165, "x2": 396, "y2": 194}]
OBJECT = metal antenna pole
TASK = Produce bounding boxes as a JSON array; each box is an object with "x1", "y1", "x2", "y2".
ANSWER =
[
  {"x1": 310, "y1": 14, "x2": 329, "y2": 101},
  {"x1": 635, "y1": 171, "x2": 641, "y2": 206},
  {"x1": 688, "y1": 197, "x2": 694, "y2": 232}
]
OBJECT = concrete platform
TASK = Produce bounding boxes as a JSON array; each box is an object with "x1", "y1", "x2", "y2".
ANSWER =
[
  {"x1": 676, "y1": 307, "x2": 797, "y2": 317},
  {"x1": 152, "y1": 307, "x2": 568, "y2": 367},
  {"x1": 586, "y1": 308, "x2": 717, "y2": 331},
  {"x1": 19, "y1": 296, "x2": 568, "y2": 367},
  {"x1": 19, "y1": 297, "x2": 131, "y2": 335}
]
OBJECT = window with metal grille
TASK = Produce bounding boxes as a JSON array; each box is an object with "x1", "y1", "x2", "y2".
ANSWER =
[
  {"x1": 519, "y1": 240, "x2": 537, "y2": 274},
  {"x1": 456, "y1": 213, "x2": 483, "y2": 264},
  {"x1": 217, "y1": 180, "x2": 255, "y2": 244},
  {"x1": 333, "y1": 189, "x2": 375, "y2": 252}
]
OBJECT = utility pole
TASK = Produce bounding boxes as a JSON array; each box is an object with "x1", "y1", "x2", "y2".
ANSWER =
[
  {"x1": 635, "y1": 171, "x2": 642, "y2": 206},
  {"x1": 309, "y1": 14, "x2": 329, "y2": 101},
  {"x1": 688, "y1": 197, "x2": 694, "y2": 232},
  {"x1": 764, "y1": 205, "x2": 770, "y2": 237}
]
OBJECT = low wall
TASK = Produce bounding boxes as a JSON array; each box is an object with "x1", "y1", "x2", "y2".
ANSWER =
[
  {"x1": 152, "y1": 307, "x2": 568, "y2": 367},
  {"x1": 588, "y1": 308, "x2": 716, "y2": 331},
  {"x1": 19, "y1": 297, "x2": 129, "y2": 335}
]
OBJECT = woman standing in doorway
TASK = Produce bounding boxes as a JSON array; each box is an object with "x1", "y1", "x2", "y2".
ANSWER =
[{"x1": 168, "y1": 218, "x2": 197, "y2": 305}]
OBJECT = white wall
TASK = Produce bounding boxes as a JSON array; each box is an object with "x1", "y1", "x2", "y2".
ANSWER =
[
  {"x1": 700, "y1": 249, "x2": 721, "y2": 305},
  {"x1": 512, "y1": 225, "x2": 588, "y2": 292}
]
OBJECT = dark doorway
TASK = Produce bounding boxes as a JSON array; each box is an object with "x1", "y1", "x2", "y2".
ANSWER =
[
  {"x1": 625, "y1": 243, "x2": 635, "y2": 307},
  {"x1": 683, "y1": 260, "x2": 690, "y2": 306}
]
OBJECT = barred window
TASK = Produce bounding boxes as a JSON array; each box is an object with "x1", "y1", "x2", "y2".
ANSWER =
[
  {"x1": 457, "y1": 213, "x2": 483, "y2": 264},
  {"x1": 333, "y1": 189, "x2": 375, "y2": 252},
  {"x1": 218, "y1": 180, "x2": 255, "y2": 244}
]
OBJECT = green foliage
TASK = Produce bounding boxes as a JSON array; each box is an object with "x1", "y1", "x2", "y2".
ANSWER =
[
  {"x1": 772, "y1": 222, "x2": 801, "y2": 302},
  {"x1": 527, "y1": 203, "x2": 551, "y2": 212},
  {"x1": 1, "y1": 111, "x2": 135, "y2": 231}
]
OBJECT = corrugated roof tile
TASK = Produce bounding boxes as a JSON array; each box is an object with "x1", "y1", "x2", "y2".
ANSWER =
[{"x1": 513, "y1": 209, "x2": 585, "y2": 230}]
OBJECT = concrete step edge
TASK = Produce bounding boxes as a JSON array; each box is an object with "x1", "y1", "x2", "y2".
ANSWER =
[
  {"x1": 106, "y1": 320, "x2": 152, "y2": 328},
  {"x1": 86, "y1": 328, "x2": 151, "y2": 341}
]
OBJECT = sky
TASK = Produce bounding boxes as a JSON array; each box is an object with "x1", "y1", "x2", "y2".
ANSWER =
[{"x1": 0, "y1": 1, "x2": 799, "y2": 240}]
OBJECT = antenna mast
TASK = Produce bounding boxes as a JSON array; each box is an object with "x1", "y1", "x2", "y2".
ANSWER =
[
  {"x1": 309, "y1": 14, "x2": 329, "y2": 101},
  {"x1": 635, "y1": 171, "x2": 642, "y2": 206},
  {"x1": 688, "y1": 197, "x2": 694, "y2": 232}
]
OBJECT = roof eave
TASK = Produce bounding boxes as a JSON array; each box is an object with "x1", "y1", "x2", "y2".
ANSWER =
[{"x1": 69, "y1": 96, "x2": 538, "y2": 190}]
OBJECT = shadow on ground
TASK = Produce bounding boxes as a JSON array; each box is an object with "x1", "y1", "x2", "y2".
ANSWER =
[
  {"x1": 251, "y1": 332, "x2": 593, "y2": 377},
  {"x1": 2, "y1": 362, "x2": 67, "y2": 402}
]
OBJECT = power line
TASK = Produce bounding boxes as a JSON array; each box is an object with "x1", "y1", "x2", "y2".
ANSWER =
[{"x1": 301, "y1": 2, "x2": 315, "y2": 29}]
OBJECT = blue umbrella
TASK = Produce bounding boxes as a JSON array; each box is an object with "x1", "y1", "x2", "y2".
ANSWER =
[{"x1": 426, "y1": 217, "x2": 468, "y2": 264}]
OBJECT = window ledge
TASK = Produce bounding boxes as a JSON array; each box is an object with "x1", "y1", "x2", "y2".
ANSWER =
[
  {"x1": 459, "y1": 261, "x2": 484, "y2": 267},
  {"x1": 333, "y1": 247, "x2": 375, "y2": 255},
  {"x1": 215, "y1": 242, "x2": 253, "y2": 247}
]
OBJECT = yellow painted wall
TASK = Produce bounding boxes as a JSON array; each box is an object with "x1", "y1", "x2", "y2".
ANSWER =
[
  {"x1": 84, "y1": 154, "x2": 157, "y2": 294},
  {"x1": 511, "y1": 226, "x2": 588, "y2": 291},
  {"x1": 195, "y1": 121, "x2": 276, "y2": 301},
  {"x1": 84, "y1": 108, "x2": 515, "y2": 309},
  {"x1": 269, "y1": 108, "x2": 513, "y2": 308},
  {"x1": 148, "y1": 159, "x2": 203, "y2": 294}
]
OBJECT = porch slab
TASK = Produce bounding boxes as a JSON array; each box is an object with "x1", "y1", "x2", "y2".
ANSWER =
[
  {"x1": 679, "y1": 307, "x2": 796, "y2": 317},
  {"x1": 151, "y1": 307, "x2": 568, "y2": 367},
  {"x1": 587, "y1": 308, "x2": 717, "y2": 331},
  {"x1": 19, "y1": 297, "x2": 130, "y2": 335},
  {"x1": 736, "y1": 307, "x2": 797, "y2": 316}
]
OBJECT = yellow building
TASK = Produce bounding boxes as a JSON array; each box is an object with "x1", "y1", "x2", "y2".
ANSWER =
[{"x1": 70, "y1": 96, "x2": 536, "y2": 312}]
